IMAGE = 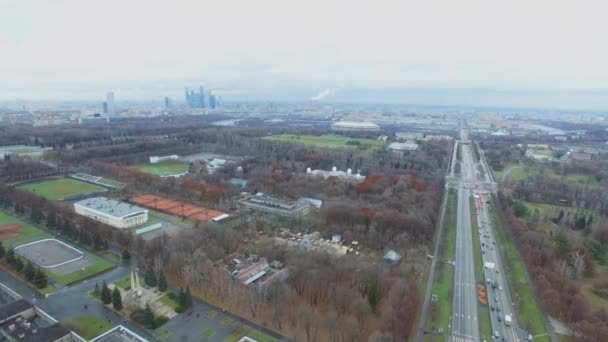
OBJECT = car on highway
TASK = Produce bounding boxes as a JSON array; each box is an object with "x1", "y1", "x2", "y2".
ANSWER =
[
  {"x1": 494, "y1": 331, "x2": 500, "y2": 339},
  {"x1": 497, "y1": 316, "x2": 502, "y2": 322},
  {"x1": 490, "y1": 305, "x2": 495, "y2": 311}
]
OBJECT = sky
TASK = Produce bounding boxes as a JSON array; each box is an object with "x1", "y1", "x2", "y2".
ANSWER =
[{"x1": 1, "y1": 0, "x2": 608, "y2": 108}]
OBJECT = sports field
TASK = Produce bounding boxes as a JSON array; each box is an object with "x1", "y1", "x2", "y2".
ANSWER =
[
  {"x1": 263, "y1": 134, "x2": 385, "y2": 150},
  {"x1": 0, "y1": 213, "x2": 51, "y2": 245},
  {"x1": 19, "y1": 178, "x2": 106, "y2": 200},
  {"x1": 131, "y1": 161, "x2": 189, "y2": 176}
]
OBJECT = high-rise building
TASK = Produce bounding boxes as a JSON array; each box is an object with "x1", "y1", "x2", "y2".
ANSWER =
[
  {"x1": 184, "y1": 86, "x2": 205, "y2": 108},
  {"x1": 164, "y1": 96, "x2": 171, "y2": 108},
  {"x1": 209, "y1": 93, "x2": 217, "y2": 109},
  {"x1": 102, "y1": 101, "x2": 108, "y2": 113},
  {"x1": 106, "y1": 92, "x2": 115, "y2": 116}
]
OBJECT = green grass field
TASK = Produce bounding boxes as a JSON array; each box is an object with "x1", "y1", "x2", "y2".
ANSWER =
[
  {"x1": 47, "y1": 252, "x2": 115, "y2": 286},
  {"x1": 426, "y1": 190, "x2": 457, "y2": 337},
  {"x1": 263, "y1": 134, "x2": 385, "y2": 150},
  {"x1": 489, "y1": 196, "x2": 549, "y2": 340},
  {"x1": 0, "y1": 212, "x2": 12, "y2": 222},
  {"x1": 19, "y1": 178, "x2": 106, "y2": 200},
  {"x1": 470, "y1": 197, "x2": 483, "y2": 282},
  {"x1": 131, "y1": 161, "x2": 189, "y2": 176},
  {"x1": 69, "y1": 316, "x2": 111, "y2": 340},
  {"x1": 113, "y1": 276, "x2": 131, "y2": 289},
  {"x1": 223, "y1": 326, "x2": 278, "y2": 342},
  {"x1": 160, "y1": 293, "x2": 180, "y2": 310},
  {"x1": 159, "y1": 330, "x2": 172, "y2": 340},
  {"x1": 497, "y1": 164, "x2": 600, "y2": 188},
  {"x1": 201, "y1": 329, "x2": 216, "y2": 339},
  {"x1": 0, "y1": 212, "x2": 50, "y2": 246}
]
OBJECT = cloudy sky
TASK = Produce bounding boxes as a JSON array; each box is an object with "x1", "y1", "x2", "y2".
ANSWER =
[{"x1": 1, "y1": 0, "x2": 608, "y2": 108}]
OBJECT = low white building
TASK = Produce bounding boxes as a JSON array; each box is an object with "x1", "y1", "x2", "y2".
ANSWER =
[
  {"x1": 388, "y1": 141, "x2": 419, "y2": 151},
  {"x1": 331, "y1": 121, "x2": 380, "y2": 131},
  {"x1": 395, "y1": 132, "x2": 424, "y2": 141},
  {"x1": 74, "y1": 197, "x2": 148, "y2": 229},
  {"x1": 149, "y1": 155, "x2": 179, "y2": 164},
  {"x1": 299, "y1": 197, "x2": 323, "y2": 208},
  {"x1": 306, "y1": 166, "x2": 366, "y2": 182}
]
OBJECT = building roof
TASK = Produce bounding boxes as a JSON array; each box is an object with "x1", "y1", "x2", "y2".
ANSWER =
[
  {"x1": 212, "y1": 214, "x2": 230, "y2": 222},
  {"x1": 331, "y1": 121, "x2": 379, "y2": 130},
  {"x1": 74, "y1": 197, "x2": 147, "y2": 219},
  {"x1": 0, "y1": 299, "x2": 32, "y2": 322},
  {"x1": 383, "y1": 250, "x2": 401, "y2": 262},
  {"x1": 240, "y1": 193, "x2": 308, "y2": 211},
  {"x1": 23, "y1": 323, "x2": 71, "y2": 342},
  {"x1": 388, "y1": 141, "x2": 419, "y2": 151},
  {"x1": 90, "y1": 325, "x2": 149, "y2": 342}
]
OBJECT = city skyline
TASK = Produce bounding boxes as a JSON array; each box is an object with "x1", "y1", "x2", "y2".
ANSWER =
[{"x1": 1, "y1": 0, "x2": 608, "y2": 109}]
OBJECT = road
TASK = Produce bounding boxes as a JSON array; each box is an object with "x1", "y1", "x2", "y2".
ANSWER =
[
  {"x1": 469, "y1": 132, "x2": 522, "y2": 341},
  {"x1": 450, "y1": 136, "x2": 479, "y2": 342},
  {"x1": 474, "y1": 151, "x2": 522, "y2": 341},
  {"x1": 416, "y1": 140, "x2": 457, "y2": 342}
]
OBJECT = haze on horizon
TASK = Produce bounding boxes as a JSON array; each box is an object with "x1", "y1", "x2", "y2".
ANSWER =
[{"x1": 1, "y1": 0, "x2": 608, "y2": 109}]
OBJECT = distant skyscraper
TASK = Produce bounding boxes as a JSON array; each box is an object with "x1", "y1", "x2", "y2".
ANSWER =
[
  {"x1": 102, "y1": 102, "x2": 108, "y2": 113},
  {"x1": 209, "y1": 93, "x2": 217, "y2": 109},
  {"x1": 106, "y1": 92, "x2": 115, "y2": 116},
  {"x1": 164, "y1": 96, "x2": 171, "y2": 108},
  {"x1": 184, "y1": 86, "x2": 205, "y2": 108}
]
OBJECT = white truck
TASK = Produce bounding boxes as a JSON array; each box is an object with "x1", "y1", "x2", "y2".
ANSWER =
[{"x1": 505, "y1": 314, "x2": 512, "y2": 326}]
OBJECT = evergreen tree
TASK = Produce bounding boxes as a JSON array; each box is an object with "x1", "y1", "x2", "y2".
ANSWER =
[
  {"x1": 588, "y1": 215, "x2": 594, "y2": 227},
  {"x1": 24, "y1": 261, "x2": 35, "y2": 282},
  {"x1": 178, "y1": 287, "x2": 186, "y2": 308},
  {"x1": 112, "y1": 287, "x2": 123, "y2": 310},
  {"x1": 145, "y1": 270, "x2": 157, "y2": 287},
  {"x1": 575, "y1": 215, "x2": 587, "y2": 230},
  {"x1": 555, "y1": 210, "x2": 565, "y2": 223},
  {"x1": 79, "y1": 231, "x2": 92, "y2": 246},
  {"x1": 30, "y1": 208, "x2": 44, "y2": 224},
  {"x1": 555, "y1": 232, "x2": 571, "y2": 255},
  {"x1": 157, "y1": 272, "x2": 167, "y2": 292},
  {"x1": 0, "y1": 242, "x2": 5, "y2": 259},
  {"x1": 14, "y1": 258, "x2": 23, "y2": 272},
  {"x1": 368, "y1": 282, "x2": 378, "y2": 313},
  {"x1": 46, "y1": 212, "x2": 56, "y2": 229},
  {"x1": 185, "y1": 287, "x2": 192, "y2": 308},
  {"x1": 92, "y1": 234, "x2": 104, "y2": 250},
  {"x1": 5, "y1": 248, "x2": 15, "y2": 265},
  {"x1": 101, "y1": 281, "x2": 112, "y2": 304},
  {"x1": 33, "y1": 268, "x2": 47, "y2": 289},
  {"x1": 94, "y1": 283, "x2": 100, "y2": 297},
  {"x1": 143, "y1": 302, "x2": 155, "y2": 328},
  {"x1": 121, "y1": 249, "x2": 131, "y2": 264}
]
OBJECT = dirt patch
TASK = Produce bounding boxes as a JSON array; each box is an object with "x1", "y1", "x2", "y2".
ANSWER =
[{"x1": 0, "y1": 224, "x2": 21, "y2": 241}]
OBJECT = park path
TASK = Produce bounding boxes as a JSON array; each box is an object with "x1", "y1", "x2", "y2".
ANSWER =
[{"x1": 500, "y1": 165, "x2": 521, "y2": 182}]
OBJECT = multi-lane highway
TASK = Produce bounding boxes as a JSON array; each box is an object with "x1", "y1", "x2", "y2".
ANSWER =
[
  {"x1": 473, "y1": 155, "x2": 521, "y2": 341},
  {"x1": 420, "y1": 123, "x2": 525, "y2": 342},
  {"x1": 450, "y1": 137, "x2": 479, "y2": 342}
]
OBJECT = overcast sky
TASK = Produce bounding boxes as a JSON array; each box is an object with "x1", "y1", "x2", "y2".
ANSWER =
[{"x1": 1, "y1": 0, "x2": 608, "y2": 107}]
